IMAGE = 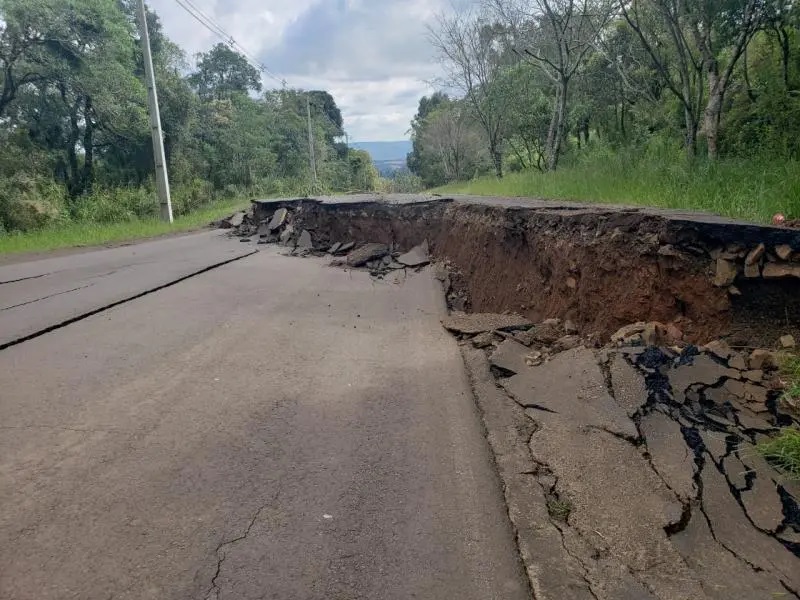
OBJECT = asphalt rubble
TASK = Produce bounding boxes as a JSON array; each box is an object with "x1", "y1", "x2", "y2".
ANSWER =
[
  {"x1": 221, "y1": 204, "x2": 800, "y2": 598},
  {"x1": 448, "y1": 311, "x2": 800, "y2": 599},
  {"x1": 219, "y1": 205, "x2": 434, "y2": 278}
]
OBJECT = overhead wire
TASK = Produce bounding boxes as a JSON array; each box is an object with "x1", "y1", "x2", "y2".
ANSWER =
[
  {"x1": 167, "y1": 0, "x2": 348, "y2": 143},
  {"x1": 170, "y1": 0, "x2": 287, "y2": 86}
]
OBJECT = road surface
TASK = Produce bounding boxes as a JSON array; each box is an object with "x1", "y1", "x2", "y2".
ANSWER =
[{"x1": 0, "y1": 234, "x2": 529, "y2": 599}]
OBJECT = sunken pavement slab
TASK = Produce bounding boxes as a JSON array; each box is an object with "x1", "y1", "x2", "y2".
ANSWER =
[{"x1": 456, "y1": 315, "x2": 799, "y2": 600}]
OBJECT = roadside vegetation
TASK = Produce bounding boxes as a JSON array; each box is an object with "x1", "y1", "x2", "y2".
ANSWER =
[
  {"x1": 758, "y1": 428, "x2": 800, "y2": 480},
  {"x1": 0, "y1": 0, "x2": 384, "y2": 254},
  {"x1": 757, "y1": 354, "x2": 800, "y2": 479},
  {"x1": 436, "y1": 151, "x2": 800, "y2": 223},
  {"x1": 410, "y1": 0, "x2": 800, "y2": 223},
  {"x1": 0, "y1": 198, "x2": 246, "y2": 256}
]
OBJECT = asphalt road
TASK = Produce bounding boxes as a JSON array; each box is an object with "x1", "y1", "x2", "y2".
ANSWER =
[
  {"x1": 0, "y1": 231, "x2": 255, "y2": 348},
  {"x1": 0, "y1": 236, "x2": 529, "y2": 600}
]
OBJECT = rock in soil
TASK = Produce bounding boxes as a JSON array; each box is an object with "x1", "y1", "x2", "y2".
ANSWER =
[
  {"x1": 780, "y1": 334, "x2": 796, "y2": 348},
  {"x1": 749, "y1": 349, "x2": 777, "y2": 370},
  {"x1": 441, "y1": 312, "x2": 533, "y2": 335},
  {"x1": 713, "y1": 258, "x2": 738, "y2": 287},
  {"x1": 775, "y1": 244, "x2": 794, "y2": 261},
  {"x1": 745, "y1": 243, "x2": 765, "y2": 266},
  {"x1": 611, "y1": 322, "x2": 646, "y2": 344},
  {"x1": 763, "y1": 263, "x2": 800, "y2": 279},
  {"x1": 346, "y1": 243, "x2": 390, "y2": 267}
]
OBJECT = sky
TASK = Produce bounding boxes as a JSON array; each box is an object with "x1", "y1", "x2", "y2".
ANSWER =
[{"x1": 147, "y1": 0, "x2": 459, "y2": 142}]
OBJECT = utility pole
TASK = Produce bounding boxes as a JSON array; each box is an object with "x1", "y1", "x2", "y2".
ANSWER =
[
  {"x1": 136, "y1": 0, "x2": 173, "y2": 223},
  {"x1": 306, "y1": 94, "x2": 318, "y2": 188}
]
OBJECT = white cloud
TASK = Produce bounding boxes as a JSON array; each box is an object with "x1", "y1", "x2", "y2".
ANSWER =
[{"x1": 147, "y1": 0, "x2": 452, "y2": 140}]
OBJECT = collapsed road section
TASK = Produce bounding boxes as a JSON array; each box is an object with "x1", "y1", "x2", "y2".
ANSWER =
[
  {"x1": 225, "y1": 194, "x2": 800, "y2": 346},
  {"x1": 221, "y1": 194, "x2": 800, "y2": 598}
]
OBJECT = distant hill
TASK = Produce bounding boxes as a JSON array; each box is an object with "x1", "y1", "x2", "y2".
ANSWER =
[{"x1": 351, "y1": 141, "x2": 412, "y2": 163}]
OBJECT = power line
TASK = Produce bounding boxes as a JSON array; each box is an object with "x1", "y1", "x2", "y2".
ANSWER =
[{"x1": 170, "y1": 0, "x2": 287, "y2": 86}]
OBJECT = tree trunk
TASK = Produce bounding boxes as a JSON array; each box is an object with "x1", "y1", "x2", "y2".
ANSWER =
[
  {"x1": 81, "y1": 96, "x2": 95, "y2": 195},
  {"x1": 491, "y1": 144, "x2": 503, "y2": 178},
  {"x1": 779, "y1": 26, "x2": 791, "y2": 90},
  {"x1": 66, "y1": 100, "x2": 81, "y2": 198},
  {"x1": 683, "y1": 104, "x2": 697, "y2": 159},
  {"x1": 547, "y1": 80, "x2": 569, "y2": 171},
  {"x1": 704, "y1": 64, "x2": 723, "y2": 160}
]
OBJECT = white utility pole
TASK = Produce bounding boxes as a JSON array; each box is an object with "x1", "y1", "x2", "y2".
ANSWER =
[
  {"x1": 136, "y1": 0, "x2": 173, "y2": 223},
  {"x1": 306, "y1": 94, "x2": 318, "y2": 187}
]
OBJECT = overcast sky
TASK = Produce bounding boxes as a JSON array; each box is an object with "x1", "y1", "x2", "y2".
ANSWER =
[{"x1": 147, "y1": 0, "x2": 460, "y2": 142}]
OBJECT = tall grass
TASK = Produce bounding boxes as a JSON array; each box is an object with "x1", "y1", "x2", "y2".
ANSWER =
[
  {"x1": 437, "y1": 148, "x2": 800, "y2": 224},
  {"x1": 0, "y1": 199, "x2": 247, "y2": 256},
  {"x1": 758, "y1": 428, "x2": 800, "y2": 480}
]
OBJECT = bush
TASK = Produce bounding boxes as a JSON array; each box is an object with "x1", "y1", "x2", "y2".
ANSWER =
[
  {"x1": 71, "y1": 187, "x2": 158, "y2": 223},
  {"x1": 0, "y1": 174, "x2": 68, "y2": 231},
  {"x1": 172, "y1": 178, "x2": 214, "y2": 217}
]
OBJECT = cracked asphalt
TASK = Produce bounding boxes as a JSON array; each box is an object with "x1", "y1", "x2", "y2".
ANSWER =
[{"x1": 0, "y1": 237, "x2": 529, "y2": 599}]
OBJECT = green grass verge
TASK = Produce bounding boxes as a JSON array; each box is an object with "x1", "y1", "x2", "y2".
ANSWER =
[
  {"x1": 0, "y1": 199, "x2": 248, "y2": 256},
  {"x1": 758, "y1": 428, "x2": 800, "y2": 480},
  {"x1": 436, "y1": 153, "x2": 800, "y2": 224},
  {"x1": 756, "y1": 353, "x2": 800, "y2": 480}
]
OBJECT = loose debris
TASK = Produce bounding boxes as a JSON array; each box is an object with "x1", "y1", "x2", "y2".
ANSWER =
[
  {"x1": 217, "y1": 204, "x2": 434, "y2": 279},
  {"x1": 441, "y1": 312, "x2": 533, "y2": 335},
  {"x1": 449, "y1": 313, "x2": 800, "y2": 599}
]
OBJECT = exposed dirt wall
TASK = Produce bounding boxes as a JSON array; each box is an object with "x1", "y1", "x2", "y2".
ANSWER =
[{"x1": 253, "y1": 198, "x2": 800, "y2": 345}]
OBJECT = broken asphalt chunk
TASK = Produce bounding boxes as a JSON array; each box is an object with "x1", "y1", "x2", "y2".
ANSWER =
[
  {"x1": 297, "y1": 229, "x2": 313, "y2": 250},
  {"x1": 346, "y1": 243, "x2": 389, "y2": 267},
  {"x1": 268, "y1": 208, "x2": 289, "y2": 231},
  {"x1": 441, "y1": 312, "x2": 533, "y2": 335},
  {"x1": 489, "y1": 339, "x2": 531, "y2": 376},
  {"x1": 397, "y1": 240, "x2": 430, "y2": 268}
]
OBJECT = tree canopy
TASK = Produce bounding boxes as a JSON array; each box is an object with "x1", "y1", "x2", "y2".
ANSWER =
[
  {"x1": 411, "y1": 0, "x2": 800, "y2": 183},
  {"x1": 0, "y1": 0, "x2": 379, "y2": 232}
]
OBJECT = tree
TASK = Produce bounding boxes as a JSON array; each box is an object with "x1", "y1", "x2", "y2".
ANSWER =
[
  {"x1": 189, "y1": 43, "x2": 262, "y2": 100},
  {"x1": 621, "y1": 0, "x2": 762, "y2": 159},
  {"x1": 420, "y1": 101, "x2": 488, "y2": 182},
  {"x1": 429, "y1": 10, "x2": 509, "y2": 177},
  {"x1": 489, "y1": 0, "x2": 616, "y2": 170},
  {"x1": 407, "y1": 92, "x2": 450, "y2": 177}
]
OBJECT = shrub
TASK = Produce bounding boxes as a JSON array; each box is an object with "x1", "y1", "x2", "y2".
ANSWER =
[
  {"x1": 0, "y1": 174, "x2": 68, "y2": 231},
  {"x1": 71, "y1": 187, "x2": 159, "y2": 223}
]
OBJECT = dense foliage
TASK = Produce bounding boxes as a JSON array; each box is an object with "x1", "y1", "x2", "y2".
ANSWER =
[
  {"x1": 0, "y1": 0, "x2": 379, "y2": 232},
  {"x1": 410, "y1": 0, "x2": 800, "y2": 190}
]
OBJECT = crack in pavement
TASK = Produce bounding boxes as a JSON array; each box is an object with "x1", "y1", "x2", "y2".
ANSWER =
[
  {"x1": 1, "y1": 284, "x2": 94, "y2": 311},
  {"x1": 0, "y1": 250, "x2": 258, "y2": 352},
  {"x1": 0, "y1": 424, "x2": 129, "y2": 435},
  {"x1": 205, "y1": 486, "x2": 282, "y2": 600},
  {"x1": 459, "y1": 349, "x2": 539, "y2": 600},
  {"x1": 0, "y1": 272, "x2": 51, "y2": 285}
]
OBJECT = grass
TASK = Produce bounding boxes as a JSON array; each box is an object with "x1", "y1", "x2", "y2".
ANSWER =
[
  {"x1": 758, "y1": 428, "x2": 800, "y2": 480},
  {"x1": 546, "y1": 498, "x2": 573, "y2": 522},
  {"x1": 0, "y1": 199, "x2": 248, "y2": 256},
  {"x1": 756, "y1": 353, "x2": 800, "y2": 479},
  {"x1": 437, "y1": 150, "x2": 800, "y2": 224}
]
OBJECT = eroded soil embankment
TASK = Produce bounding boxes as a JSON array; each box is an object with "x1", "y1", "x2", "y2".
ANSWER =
[{"x1": 252, "y1": 198, "x2": 800, "y2": 345}]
